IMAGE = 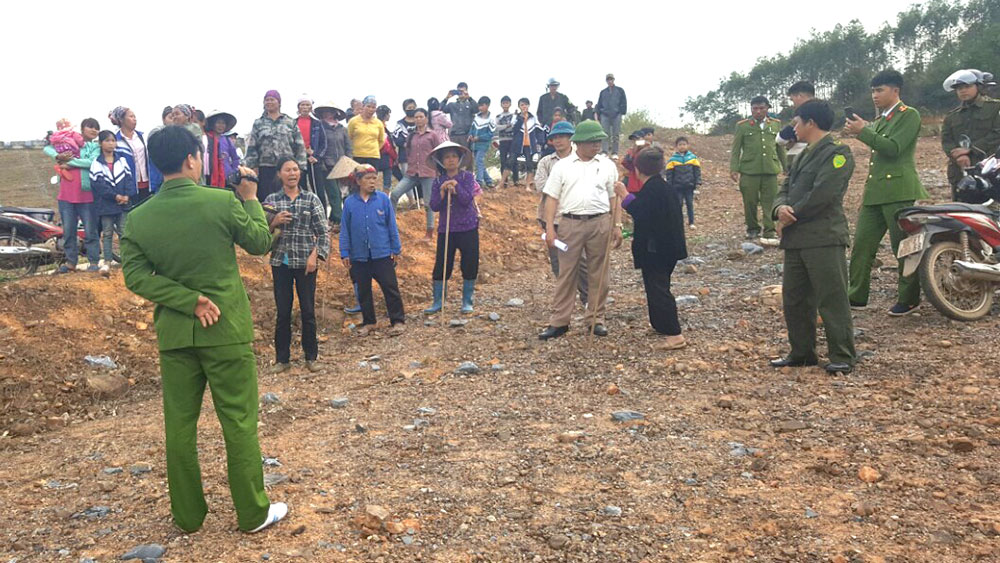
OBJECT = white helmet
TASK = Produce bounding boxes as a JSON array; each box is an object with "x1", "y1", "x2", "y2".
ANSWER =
[{"x1": 943, "y1": 69, "x2": 996, "y2": 91}]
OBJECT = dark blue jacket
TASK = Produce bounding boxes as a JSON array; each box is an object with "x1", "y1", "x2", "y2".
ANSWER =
[
  {"x1": 339, "y1": 190, "x2": 401, "y2": 261},
  {"x1": 115, "y1": 130, "x2": 163, "y2": 193},
  {"x1": 301, "y1": 116, "x2": 328, "y2": 162},
  {"x1": 510, "y1": 112, "x2": 547, "y2": 156},
  {"x1": 89, "y1": 155, "x2": 137, "y2": 216}
]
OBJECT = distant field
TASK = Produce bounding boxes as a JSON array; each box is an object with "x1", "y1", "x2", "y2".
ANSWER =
[{"x1": 0, "y1": 150, "x2": 61, "y2": 208}]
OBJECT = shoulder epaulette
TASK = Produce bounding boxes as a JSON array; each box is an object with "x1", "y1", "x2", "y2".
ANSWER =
[{"x1": 737, "y1": 119, "x2": 749, "y2": 124}]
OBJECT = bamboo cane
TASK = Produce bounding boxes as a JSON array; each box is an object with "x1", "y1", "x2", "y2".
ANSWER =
[{"x1": 441, "y1": 190, "x2": 453, "y2": 314}]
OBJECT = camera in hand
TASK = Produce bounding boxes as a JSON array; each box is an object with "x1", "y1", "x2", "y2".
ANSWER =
[{"x1": 226, "y1": 170, "x2": 259, "y2": 188}]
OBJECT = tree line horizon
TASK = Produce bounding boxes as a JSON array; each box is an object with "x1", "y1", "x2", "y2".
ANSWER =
[{"x1": 683, "y1": 0, "x2": 999, "y2": 134}]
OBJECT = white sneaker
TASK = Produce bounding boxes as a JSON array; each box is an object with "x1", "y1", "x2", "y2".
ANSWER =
[
  {"x1": 246, "y1": 502, "x2": 288, "y2": 533},
  {"x1": 759, "y1": 237, "x2": 780, "y2": 247}
]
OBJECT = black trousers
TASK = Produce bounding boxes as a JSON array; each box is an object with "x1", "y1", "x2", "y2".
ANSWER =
[
  {"x1": 257, "y1": 166, "x2": 279, "y2": 202},
  {"x1": 299, "y1": 162, "x2": 328, "y2": 210},
  {"x1": 498, "y1": 140, "x2": 518, "y2": 182},
  {"x1": 351, "y1": 257, "x2": 405, "y2": 326},
  {"x1": 272, "y1": 265, "x2": 317, "y2": 363},
  {"x1": 641, "y1": 262, "x2": 681, "y2": 336},
  {"x1": 432, "y1": 229, "x2": 479, "y2": 281}
]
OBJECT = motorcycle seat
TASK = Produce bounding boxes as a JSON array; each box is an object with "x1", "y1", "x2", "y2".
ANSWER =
[
  {"x1": 898, "y1": 203, "x2": 998, "y2": 217},
  {"x1": 0, "y1": 206, "x2": 56, "y2": 217}
]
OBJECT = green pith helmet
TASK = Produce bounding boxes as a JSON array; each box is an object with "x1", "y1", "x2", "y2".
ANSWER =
[{"x1": 571, "y1": 120, "x2": 608, "y2": 142}]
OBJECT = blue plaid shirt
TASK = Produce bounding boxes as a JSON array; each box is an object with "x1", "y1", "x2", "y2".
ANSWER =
[{"x1": 263, "y1": 190, "x2": 329, "y2": 268}]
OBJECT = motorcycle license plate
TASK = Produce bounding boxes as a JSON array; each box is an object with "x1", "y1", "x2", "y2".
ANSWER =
[{"x1": 897, "y1": 233, "x2": 925, "y2": 258}]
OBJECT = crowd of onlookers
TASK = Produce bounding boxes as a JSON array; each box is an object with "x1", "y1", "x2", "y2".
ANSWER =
[{"x1": 98, "y1": 67, "x2": 1000, "y2": 536}]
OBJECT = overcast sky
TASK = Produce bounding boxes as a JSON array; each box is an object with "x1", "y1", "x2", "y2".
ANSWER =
[{"x1": 4, "y1": 0, "x2": 912, "y2": 141}]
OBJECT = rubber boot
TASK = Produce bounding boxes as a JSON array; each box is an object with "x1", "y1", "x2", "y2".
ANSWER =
[
  {"x1": 423, "y1": 281, "x2": 444, "y2": 314},
  {"x1": 461, "y1": 279, "x2": 476, "y2": 314},
  {"x1": 344, "y1": 283, "x2": 362, "y2": 314}
]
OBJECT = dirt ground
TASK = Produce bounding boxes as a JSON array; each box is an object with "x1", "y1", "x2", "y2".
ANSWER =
[{"x1": 0, "y1": 132, "x2": 998, "y2": 563}]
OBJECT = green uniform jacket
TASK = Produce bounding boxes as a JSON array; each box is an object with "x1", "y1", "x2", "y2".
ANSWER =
[
  {"x1": 772, "y1": 135, "x2": 854, "y2": 250},
  {"x1": 857, "y1": 102, "x2": 928, "y2": 206},
  {"x1": 730, "y1": 116, "x2": 786, "y2": 175},
  {"x1": 121, "y1": 178, "x2": 273, "y2": 351},
  {"x1": 941, "y1": 95, "x2": 1000, "y2": 185}
]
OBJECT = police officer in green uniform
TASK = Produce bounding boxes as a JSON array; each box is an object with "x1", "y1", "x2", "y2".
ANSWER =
[
  {"x1": 770, "y1": 100, "x2": 856, "y2": 374},
  {"x1": 941, "y1": 69, "x2": 1000, "y2": 198},
  {"x1": 122, "y1": 126, "x2": 289, "y2": 534},
  {"x1": 844, "y1": 70, "x2": 929, "y2": 316},
  {"x1": 730, "y1": 96, "x2": 786, "y2": 242}
]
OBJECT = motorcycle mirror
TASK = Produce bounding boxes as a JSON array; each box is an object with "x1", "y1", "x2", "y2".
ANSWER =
[
  {"x1": 960, "y1": 135, "x2": 972, "y2": 149},
  {"x1": 50, "y1": 175, "x2": 59, "y2": 185}
]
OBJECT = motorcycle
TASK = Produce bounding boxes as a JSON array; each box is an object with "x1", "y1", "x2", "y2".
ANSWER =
[
  {"x1": 0, "y1": 206, "x2": 64, "y2": 276},
  {"x1": 895, "y1": 137, "x2": 1000, "y2": 321}
]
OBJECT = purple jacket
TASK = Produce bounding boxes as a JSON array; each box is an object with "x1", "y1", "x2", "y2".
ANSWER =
[
  {"x1": 429, "y1": 170, "x2": 478, "y2": 233},
  {"x1": 205, "y1": 132, "x2": 240, "y2": 187}
]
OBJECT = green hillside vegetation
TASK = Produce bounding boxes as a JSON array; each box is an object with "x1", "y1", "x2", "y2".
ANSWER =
[{"x1": 684, "y1": 0, "x2": 1000, "y2": 133}]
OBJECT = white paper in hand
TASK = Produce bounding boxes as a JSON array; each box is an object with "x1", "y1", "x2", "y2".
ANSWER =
[{"x1": 541, "y1": 232, "x2": 569, "y2": 252}]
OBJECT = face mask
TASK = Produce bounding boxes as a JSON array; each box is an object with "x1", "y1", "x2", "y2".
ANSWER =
[{"x1": 405, "y1": 109, "x2": 416, "y2": 118}]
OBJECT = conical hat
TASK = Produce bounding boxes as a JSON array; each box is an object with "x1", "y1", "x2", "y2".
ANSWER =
[
  {"x1": 313, "y1": 101, "x2": 347, "y2": 121},
  {"x1": 426, "y1": 141, "x2": 473, "y2": 170},
  {"x1": 205, "y1": 110, "x2": 237, "y2": 133},
  {"x1": 328, "y1": 155, "x2": 362, "y2": 179}
]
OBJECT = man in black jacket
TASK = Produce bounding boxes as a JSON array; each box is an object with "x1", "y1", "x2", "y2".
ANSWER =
[
  {"x1": 596, "y1": 73, "x2": 627, "y2": 155},
  {"x1": 615, "y1": 146, "x2": 687, "y2": 349},
  {"x1": 538, "y1": 78, "x2": 571, "y2": 127}
]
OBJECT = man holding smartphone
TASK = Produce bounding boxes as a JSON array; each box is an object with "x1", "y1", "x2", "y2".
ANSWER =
[
  {"x1": 443, "y1": 82, "x2": 477, "y2": 150},
  {"x1": 843, "y1": 69, "x2": 928, "y2": 316},
  {"x1": 776, "y1": 81, "x2": 815, "y2": 167},
  {"x1": 121, "y1": 126, "x2": 287, "y2": 534}
]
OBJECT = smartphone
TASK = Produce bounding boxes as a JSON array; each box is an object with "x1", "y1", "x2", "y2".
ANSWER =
[
  {"x1": 450, "y1": 89, "x2": 460, "y2": 96},
  {"x1": 844, "y1": 107, "x2": 857, "y2": 120}
]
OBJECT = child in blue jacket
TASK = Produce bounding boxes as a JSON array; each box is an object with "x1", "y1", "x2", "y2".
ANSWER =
[
  {"x1": 468, "y1": 96, "x2": 496, "y2": 188},
  {"x1": 665, "y1": 136, "x2": 702, "y2": 228},
  {"x1": 89, "y1": 130, "x2": 137, "y2": 272}
]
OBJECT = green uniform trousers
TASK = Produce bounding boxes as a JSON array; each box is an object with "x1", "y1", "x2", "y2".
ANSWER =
[
  {"x1": 783, "y1": 246, "x2": 856, "y2": 365},
  {"x1": 848, "y1": 201, "x2": 921, "y2": 307},
  {"x1": 160, "y1": 343, "x2": 270, "y2": 532},
  {"x1": 739, "y1": 173, "x2": 778, "y2": 236}
]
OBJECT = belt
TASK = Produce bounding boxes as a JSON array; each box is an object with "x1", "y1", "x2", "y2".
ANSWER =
[{"x1": 562, "y1": 212, "x2": 608, "y2": 220}]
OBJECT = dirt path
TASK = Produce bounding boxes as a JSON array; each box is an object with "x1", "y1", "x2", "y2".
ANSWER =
[{"x1": 1, "y1": 136, "x2": 998, "y2": 562}]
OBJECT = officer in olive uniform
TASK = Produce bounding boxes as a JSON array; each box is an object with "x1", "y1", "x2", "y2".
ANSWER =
[
  {"x1": 771, "y1": 100, "x2": 856, "y2": 374},
  {"x1": 730, "y1": 96, "x2": 787, "y2": 241},
  {"x1": 844, "y1": 70, "x2": 929, "y2": 316},
  {"x1": 941, "y1": 69, "x2": 1000, "y2": 198}
]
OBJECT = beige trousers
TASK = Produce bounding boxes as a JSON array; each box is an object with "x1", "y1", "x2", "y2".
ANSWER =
[{"x1": 548, "y1": 214, "x2": 611, "y2": 328}]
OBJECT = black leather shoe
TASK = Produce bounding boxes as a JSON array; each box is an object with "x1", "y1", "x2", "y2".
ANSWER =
[
  {"x1": 591, "y1": 324, "x2": 608, "y2": 337},
  {"x1": 824, "y1": 362, "x2": 852, "y2": 374},
  {"x1": 539, "y1": 326, "x2": 569, "y2": 340},
  {"x1": 769, "y1": 357, "x2": 818, "y2": 368}
]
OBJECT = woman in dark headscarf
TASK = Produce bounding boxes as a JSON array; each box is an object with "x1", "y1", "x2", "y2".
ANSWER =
[
  {"x1": 109, "y1": 106, "x2": 159, "y2": 201},
  {"x1": 614, "y1": 146, "x2": 688, "y2": 349},
  {"x1": 169, "y1": 104, "x2": 205, "y2": 140}
]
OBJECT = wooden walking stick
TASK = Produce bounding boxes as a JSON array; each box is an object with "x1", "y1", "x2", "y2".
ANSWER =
[
  {"x1": 589, "y1": 194, "x2": 620, "y2": 342},
  {"x1": 440, "y1": 189, "x2": 453, "y2": 314}
]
